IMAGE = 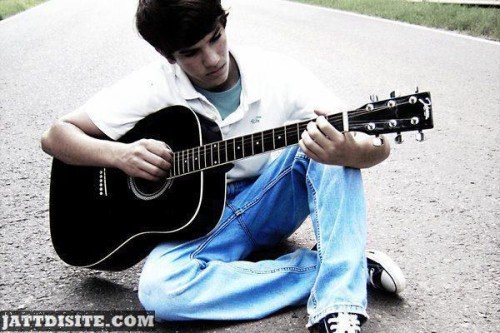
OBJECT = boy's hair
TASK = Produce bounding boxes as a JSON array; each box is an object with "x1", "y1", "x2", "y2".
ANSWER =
[{"x1": 136, "y1": 0, "x2": 228, "y2": 59}]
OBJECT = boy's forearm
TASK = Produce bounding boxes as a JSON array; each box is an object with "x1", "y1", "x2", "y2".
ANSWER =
[{"x1": 41, "y1": 120, "x2": 123, "y2": 168}]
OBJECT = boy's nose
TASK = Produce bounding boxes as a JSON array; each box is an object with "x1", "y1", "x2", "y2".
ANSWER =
[{"x1": 203, "y1": 47, "x2": 220, "y2": 68}]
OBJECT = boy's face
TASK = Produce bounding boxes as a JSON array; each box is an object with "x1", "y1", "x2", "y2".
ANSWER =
[{"x1": 170, "y1": 24, "x2": 232, "y2": 91}]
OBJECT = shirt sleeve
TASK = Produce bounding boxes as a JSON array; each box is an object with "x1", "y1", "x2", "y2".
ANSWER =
[{"x1": 81, "y1": 62, "x2": 176, "y2": 140}]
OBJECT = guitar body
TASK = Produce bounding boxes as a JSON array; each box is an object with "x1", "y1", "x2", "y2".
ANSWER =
[{"x1": 50, "y1": 106, "x2": 229, "y2": 270}]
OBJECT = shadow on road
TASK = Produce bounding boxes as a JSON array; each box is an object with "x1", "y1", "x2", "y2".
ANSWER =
[
  {"x1": 368, "y1": 287, "x2": 405, "y2": 307},
  {"x1": 80, "y1": 276, "x2": 133, "y2": 298}
]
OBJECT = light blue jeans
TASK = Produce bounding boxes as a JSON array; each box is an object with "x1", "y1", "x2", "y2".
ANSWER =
[{"x1": 138, "y1": 146, "x2": 368, "y2": 327}]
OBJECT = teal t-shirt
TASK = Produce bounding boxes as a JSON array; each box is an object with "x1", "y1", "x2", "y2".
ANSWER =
[{"x1": 194, "y1": 78, "x2": 242, "y2": 120}]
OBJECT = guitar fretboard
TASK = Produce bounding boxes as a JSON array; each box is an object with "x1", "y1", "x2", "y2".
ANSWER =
[
  {"x1": 167, "y1": 91, "x2": 433, "y2": 178},
  {"x1": 170, "y1": 115, "x2": 346, "y2": 178}
]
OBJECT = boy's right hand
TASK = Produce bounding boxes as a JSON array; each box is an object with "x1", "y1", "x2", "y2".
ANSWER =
[{"x1": 115, "y1": 139, "x2": 172, "y2": 181}]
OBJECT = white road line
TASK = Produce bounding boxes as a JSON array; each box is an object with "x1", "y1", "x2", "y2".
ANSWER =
[{"x1": 269, "y1": 0, "x2": 500, "y2": 46}]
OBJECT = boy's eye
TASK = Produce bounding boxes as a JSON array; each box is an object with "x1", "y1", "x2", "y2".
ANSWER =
[
  {"x1": 211, "y1": 33, "x2": 221, "y2": 42},
  {"x1": 181, "y1": 50, "x2": 197, "y2": 57}
]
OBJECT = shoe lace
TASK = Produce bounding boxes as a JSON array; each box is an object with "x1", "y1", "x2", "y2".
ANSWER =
[{"x1": 326, "y1": 313, "x2": 361, "y2": 333}]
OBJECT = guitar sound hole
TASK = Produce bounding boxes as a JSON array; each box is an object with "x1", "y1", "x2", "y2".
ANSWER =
[
  {"x1": 128, "y1": 177, "x2": 172, "y2": 201},
  {"x1": 136, "y1": 178, "x2": 165, "y2": 193}
]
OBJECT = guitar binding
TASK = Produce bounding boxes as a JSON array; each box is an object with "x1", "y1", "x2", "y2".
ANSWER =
[{"x1": 128, "y1": 176, "x2": 173, "y2": 201}]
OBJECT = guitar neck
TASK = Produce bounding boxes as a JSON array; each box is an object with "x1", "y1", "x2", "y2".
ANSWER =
[
  {"x1": 170, "y1": 113, "x2": 347, "y2": 178},
  {"x1": 169, "y1": 91, "x2": 433, "y2": 178}
]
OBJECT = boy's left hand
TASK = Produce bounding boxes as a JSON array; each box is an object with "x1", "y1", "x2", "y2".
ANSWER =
[{"x1": 298, "y1": 109, "x2": 363, "y2": 167}]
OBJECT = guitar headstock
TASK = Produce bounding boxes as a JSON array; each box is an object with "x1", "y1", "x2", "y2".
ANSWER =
[{"x1": 348, "y1": 91, "x2": 433, "y2": 143}]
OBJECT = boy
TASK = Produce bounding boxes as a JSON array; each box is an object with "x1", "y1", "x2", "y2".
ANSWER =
[{"x1": 41, "y1": 1, "x2": 405, "y2": 331}]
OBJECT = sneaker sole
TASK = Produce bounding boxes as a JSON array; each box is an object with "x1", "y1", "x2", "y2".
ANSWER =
[{"x1": 366, "y1": 249, "x2": 406, "y2": 293}]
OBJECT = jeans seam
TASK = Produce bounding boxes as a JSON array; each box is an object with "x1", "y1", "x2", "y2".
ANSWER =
[
  {"x1": 229, "y1": 263, "x2": 318, "y2": 275},
  {"x1": 238, "y1": 166, "x2": 292, "y2": 212},
  {"x1": 190, "y1": 211, "x2": 239, "y2": 260},
  {"x1": 309, "y1": 288, "x2": 318, "y2": 308},
  {"x1": 306, "y1": 175, "x2": 323, "y2": 262},
  {"x1": 227, "y1": 202, "x2": 258, "y2": 248},
  {"x1": 238, "y1": 216, "x2": 258, "y2": 248}
]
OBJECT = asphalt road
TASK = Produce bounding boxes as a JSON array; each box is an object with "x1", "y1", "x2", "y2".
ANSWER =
[{"x1": 1, "y1": 0, "x2": 499, "y2": 332}]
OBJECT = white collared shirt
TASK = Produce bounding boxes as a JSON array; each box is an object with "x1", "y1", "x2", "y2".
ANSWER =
[{"x1": 84, "y1": 46, "x2": 345, "y2": 181}]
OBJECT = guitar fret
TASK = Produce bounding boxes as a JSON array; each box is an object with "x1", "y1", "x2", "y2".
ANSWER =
[
  {"x1": 233, "y1": 138, "x2": 236, "y2": 160},
  {"x1": 209, "y1": 143, "x2": 213, "y2": 166},
  {"x1": 181, "y1": 150, "x2": 185, "y2": 174},
  {"x1": 217, "y1": 143, "x2": 220, "y2": 165},
  {"x1": 189, "y1": 149, "x2": 192, "y2": 172},
  {"x1": 204, "y1": 144, "x2": 207, "y2": 169},
  {"x1": 251, "y1": 135, "x2": 255, "y2": 155},
  {"x1": 172, "y1": 153, "x2": 176, "y2": 176},
  {"x1": 197, "y1": 147, "x2": 201, "y2": 171},
  {"x1": 284, "y1": 126, "x2": 288, "y2": 146},
  {"x1": 261, "y1": 131, "x2": 267, "y2": 152},
  {"x1": 272, "y1": 129, "x2": 276, "y2": 149},
  {"x1": 225, "y1": 141, "x2": 228, "y2": 163},
  {"x1": 177, "y1": 152, "x2": 181, "y2": 176},
  {"x1": 208, "y1": 144, "x2": 212, "y2": 167},
  {"x1": 191, "y1": 148, "x2": 195, "y2": 172}
]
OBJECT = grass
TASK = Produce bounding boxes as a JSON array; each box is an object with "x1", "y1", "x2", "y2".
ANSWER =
[
  {"x1": 291, "y1": 0, "x2": 500, "y2": 40},
  {"x1": 0, "y1": 0, "x2": 47, "y2": 20}
]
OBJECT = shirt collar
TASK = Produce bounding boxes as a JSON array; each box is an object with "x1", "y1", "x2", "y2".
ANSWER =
[
  {"x1": 173, "y1": 63, "x2": 200, "y2": 101},
  {"x1": 230, "y1": 46, "x2": 261, "y2": 106}
]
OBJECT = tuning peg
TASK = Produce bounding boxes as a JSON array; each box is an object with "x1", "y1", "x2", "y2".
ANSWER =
[
  {"x1": 416, "y1": 130, "x2": 425, "y2": 142},
  {"x1": 390, "y1": 91, "x2": 396, "y2": 98},
  {"x1": 415, "y1": 86, "x2": 419, "y2": 93},
  {"x1": 370, "y1": 95, "x2": 379, "y2": 102},
  {"x1": 372, "y1": 135, "x2": 384, "y2": 147},
  {"x1": 395, "y1": 132, "x2": 403, "y2": 144}
]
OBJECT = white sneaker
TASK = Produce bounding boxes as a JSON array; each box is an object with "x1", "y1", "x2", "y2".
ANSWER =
[
  {"x1": 366, "y1": 249, "x2": 406, "y2": 294},
  {"x1": 309, "y1": 312, "x2": 363, "y2": 333}
]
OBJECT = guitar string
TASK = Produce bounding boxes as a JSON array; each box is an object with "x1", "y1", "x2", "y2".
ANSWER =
[
  {"x1": 173, "y1": 100, "x2": 421, "y2": 173},
  {"x1": 177, "y1": 100, "x2": 416, "y2": 159},
  {"x1": 178, "y1": 116, "x2": 416, "y2": 163},
  {"x1": 167, "y1": 117, "x2": 421, "y2": 179},
  {"x1": 170, "y1": 99, "x2": 426, "y2": 176}
]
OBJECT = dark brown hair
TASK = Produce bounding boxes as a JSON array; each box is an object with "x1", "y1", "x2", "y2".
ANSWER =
[{"x1": 136, "y1": 0, "x2": 228, "y2": 59}]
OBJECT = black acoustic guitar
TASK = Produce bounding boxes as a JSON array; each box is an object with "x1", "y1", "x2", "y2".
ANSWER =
[{"x1": 49, "y1": 91, "x2": 433, "y2": 270}]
